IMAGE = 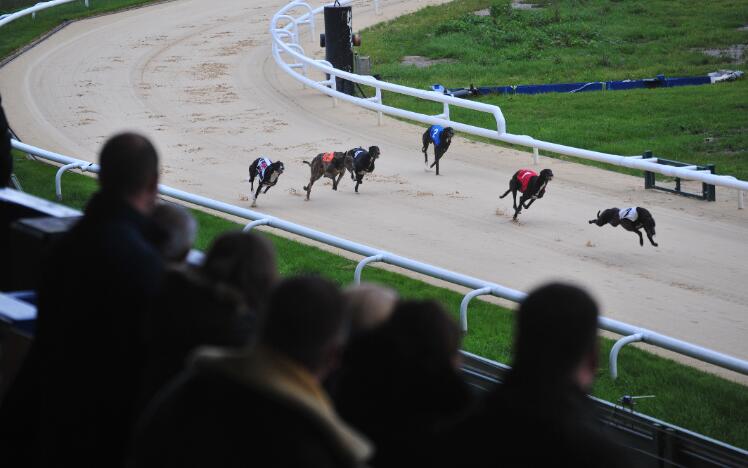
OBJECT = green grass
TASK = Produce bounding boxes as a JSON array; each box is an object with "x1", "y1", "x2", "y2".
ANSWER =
[
  {"x1": 358, "y1": 0, "x2": 748, "y2": 179},
  {"x1": 11, "y1": 152, "x2": 748, "y2": 448},
  {"x1": 5, "y1": 0, "x2": 747, "y2": 449},
  {"x1": 1, "y1": 0, "x2": 162, "y2": 60}
]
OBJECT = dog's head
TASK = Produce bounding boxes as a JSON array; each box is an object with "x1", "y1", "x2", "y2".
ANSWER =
[
  {"x1": 368, "y1": 146, "x2": 380, "y2": 159},
  {"x1": 540, "y1": 168, "x2": 554, "y2": 181},
  {"x1": 274, "y1": 161, "x2": 285, "y2": 174},
  {"x1": 443, "y1": 127, "x2": 454, "y2": 142}
]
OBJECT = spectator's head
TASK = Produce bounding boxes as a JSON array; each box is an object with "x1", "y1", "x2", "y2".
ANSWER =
[
  {"x1": 150, "y1": 202, "x2": 197, "y2": 263},
  {"x1": 201, "y1": 231, "x2": 278, "y2": 311},
  {"x1": 511, "y1": 283, "x2": 599, "y2": 391},
  {"x1": 1, "y1": 94, "x2": 12, "y2": 188},
  {"x1": 259, "y1": 276, "x2": 347, "y2": 379},
  {"x1": 98, "y1": 132, "x2": 159, "y2": 213},
  {"x1": 386, "y1": 300, "x2": 462, "y2": 371},
  {"x1": 342, "y1": 283, "x2": 398, "y2": 335}
]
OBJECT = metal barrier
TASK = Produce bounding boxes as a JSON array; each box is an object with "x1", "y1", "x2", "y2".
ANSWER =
[
  {"x1": 642, "y1": 151, "x2": 716, "y2": 201},
  {"x1": 459, "y1": 351, "x2": 748, "y2": 467},
  {"x1": 270, "y1": 0, "x2": 748, "y2": 208},
  {"x1": 0, "y1": 0, "x2": 84, "y2": 28},
  {"x1": 3, "y1": 0, "x2": 748, "y2": 381},
  {"x1": 11, "y1": 139, "x2": 748, "y2": 382}
]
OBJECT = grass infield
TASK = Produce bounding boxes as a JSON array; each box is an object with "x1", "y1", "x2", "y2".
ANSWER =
[
  {"x1": 3, "y1": 0, "x2": 747, "y2": 449},
  {"x1": 357, "y1": 0, "x2": 748, "y2": 180},
  {"x1": 11, "y1": 153, "x2": 748, "y2": 448}
]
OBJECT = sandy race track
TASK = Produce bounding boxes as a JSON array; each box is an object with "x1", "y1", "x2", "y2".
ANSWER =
[{"x1": 1, "y1": 0, "x2": 746, "y2": 379}]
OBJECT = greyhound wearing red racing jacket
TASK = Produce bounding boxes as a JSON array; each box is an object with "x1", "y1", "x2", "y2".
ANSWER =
[{"x1": 499, "y1": 168, "x2": 554, "y2": 220}]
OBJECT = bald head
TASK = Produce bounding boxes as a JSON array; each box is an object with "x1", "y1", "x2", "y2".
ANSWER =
[{"x1": 342, "y1": 283, "x2": 398, "y2": 334}]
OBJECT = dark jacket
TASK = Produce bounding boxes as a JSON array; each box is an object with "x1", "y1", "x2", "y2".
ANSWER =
[
  {"x1": 137, "y1": 266, "x2": 253, "y2": 412},
  {"x1": 133, "y1": 347, "x2": 372, "y2": 468},
  {"x1": 3, "y1": 191, "x2": 163, "y2": 467},
  {"x1": 432, "y1": 374, "x2": 633, "y2": 468},
  {"x1": 334, "y1": 329, "x2": 473, "y2": 468}
]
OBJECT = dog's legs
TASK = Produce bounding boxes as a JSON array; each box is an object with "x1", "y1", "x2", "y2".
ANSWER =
[
  {"x1": 303, "y1": 179, "x2": 315, "y2": 200},
  {"x1": 422, "y1": 132, "x2": 430, "y2": 167},
  {"x1": 333, "y1": 172, "x2": 344, "y2": 191},
  {"x1": 430, "y1": 152, "x2": 441, "y2": 175},
  {"x1": 646, "y1": 229, "x2": 658, "y2": 247},
  {"x1": 511, "y1": 192, "x2": 518, "y2": 211},
  {"x1": 634, "y1": 229, "x2": 644, "y2": 246},
  {"x1": 249, "y1": 175, "x2": 255, "y2": 192},
  {"x1": 251, "y1": 185, "x2": 262, "y2": 207},
  {"x1": 523, "y1": 198, "x2": 537, "y2": 210},
  {"x1": 264, "y1": 185, "x2": 271, "y2": 194}
]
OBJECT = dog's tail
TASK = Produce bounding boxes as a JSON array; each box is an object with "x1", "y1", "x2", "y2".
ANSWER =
[
  {"x1": 302, "y1": 161, "x2": 311, "y2": 166},
  {"x1": 596, "y1": 210, "x2": 601, "y2": 218}
]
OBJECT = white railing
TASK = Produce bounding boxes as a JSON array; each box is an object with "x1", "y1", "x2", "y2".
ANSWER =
[
  {"x1": 11, "y1": 139, "x2": 748, "y2": 381},
  {"x1": 270, "y1": 0, "x2": 748, "y2": 206},
  {"x1": 0, "y1": 0, "x2": 86, "y2": 28},
  {"x1": 3, "y1": 0, "x2": 748, "y2": 380}
]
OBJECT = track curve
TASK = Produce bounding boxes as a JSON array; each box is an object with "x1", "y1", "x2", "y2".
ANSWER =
[{"x1": 1, "y1": 0, "x2": 746, "y2": 379}]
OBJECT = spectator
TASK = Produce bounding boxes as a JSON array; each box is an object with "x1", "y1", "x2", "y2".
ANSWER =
[
  {"x1": 0, "y1": 94, "x2": 14, "y2": 291},
  {"x1": 138, "y1": 231, "x2": 277, "y2": 411},
  {"x1": 335, "y1": 300, "x2": 472, "y2": 468},
  {"x1": 324, "y1": 283, "x2": 398, "y2": 397},
  {"x1": 1, "y1": 132, "x2": 164, "y2": 467},
  {"x1": 0, "y1": 94, "x2": 11, "y2": 188},
  {"x1": 435, "y1": 283, "x2": 633, "y2": 468},
  {"x1": 133, "y1": 276, "x2": 372, "y2": 468},
  {"x1": 150, "y1": 202, "x2": 197, "y2": 264},
  {"x1": 200, "y1": 230, "x2": 278, "y2": 312},
  {"x1": 343, "y1": 283, "x2": 398, "y2": 334}
]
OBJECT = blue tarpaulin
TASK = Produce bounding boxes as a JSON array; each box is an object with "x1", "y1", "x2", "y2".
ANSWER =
[{"x1": 433, "y1": 71, "x2": 742, "y2": 98}]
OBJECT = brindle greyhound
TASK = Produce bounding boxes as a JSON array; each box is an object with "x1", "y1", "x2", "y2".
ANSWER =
[{"x1": 302, "y1": 151, "x2": 348, "y2": 200}]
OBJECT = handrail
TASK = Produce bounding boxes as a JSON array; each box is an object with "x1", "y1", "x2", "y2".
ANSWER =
[
  {"x1": 0, "y1": 0, "x2": 82, "y2": 28},
  {"x1": 270, "y1": 1, "x2": 748, "y2": 202},
  {"x1": 3, "y1": 0, "x2": 747, "y2": 380},
  {"x1": 11, "y1": 139, "x2": 748, "y2": 380}
]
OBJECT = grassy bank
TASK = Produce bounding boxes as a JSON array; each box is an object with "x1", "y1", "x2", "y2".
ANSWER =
[
  {"x1": 358, "y1": 0, "x2": 748, "y2": 179},
  {"x1": 0, "y1": 0, "x2": 162, "y2": 60},
  {"x1": 11, "y1": 152, "x2": 748, "y2": 448},
  {"x1": 4, "y1": 0, "x2": 747, "y2": 448}
]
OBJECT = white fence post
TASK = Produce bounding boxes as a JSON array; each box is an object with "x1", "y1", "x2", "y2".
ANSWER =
[
  {"x1": 10, "y1": 138, "x2": 748, "y2": 379},
  {"x1": 532, "y1": 147, "x2": 539, "y2": 165},
  {"x1": 459, "y1": 286, "x2": 492, "y2": 333},
  {"x1": 610, "y1": 333, "x2": 645, "y2": 380},
  {"x1": 354, "y1": 254, "x2": 385, "y2": 284}
]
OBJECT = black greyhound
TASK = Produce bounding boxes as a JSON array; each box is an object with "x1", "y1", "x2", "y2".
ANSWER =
[
  {"x1": 421, "y1": 125, "x2": 454, "y2": 176},
  {"x1": 345, "y1": 146, "x2": 380, "y2": 193},
  {"x1": 248, "y1": 157, "x2": 284, "y2": 207},
  {"x1": 499, "y1": 168, "x2": 554, "y2": 220},
  {"x1": 589, "y1": 207, "x2": 658, "y2": 247},
  {"x1": 302, "y1": 151, "x2": 347, "y2": 200}
]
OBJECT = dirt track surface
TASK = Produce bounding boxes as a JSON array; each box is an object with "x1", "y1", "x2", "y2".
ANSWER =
[{"x1": 1, "y1": 0, "x2": 746, "y2": 380}]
